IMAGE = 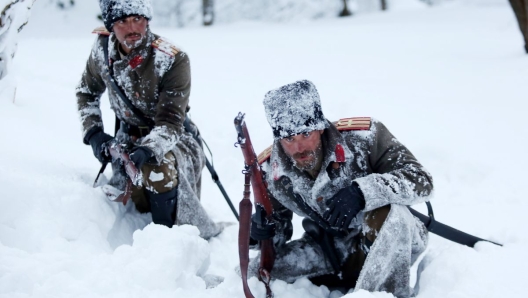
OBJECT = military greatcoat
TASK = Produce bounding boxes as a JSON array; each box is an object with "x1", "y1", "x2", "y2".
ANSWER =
[
  {"x1": 251, "y1": 118, "x2": 434, "y2": 297},
  {"x1": 76, "y1": 27, "x2": 220, "y2": 239}
]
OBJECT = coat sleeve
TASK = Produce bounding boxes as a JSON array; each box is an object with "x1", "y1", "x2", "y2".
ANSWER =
[
  {"x1": 141, "y1": 51, "x2": 191, "y2": 162},
  {"x1": 76, "y1": 37, "x2": 107, "y2": 144},
  {"x1": 354, "y1": 120, "x2": 434, "y2": 212}
]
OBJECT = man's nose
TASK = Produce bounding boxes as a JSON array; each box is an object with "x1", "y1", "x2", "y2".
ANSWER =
[{"x1": 292, "y1": 140, "x2": 306, "y2": 153}]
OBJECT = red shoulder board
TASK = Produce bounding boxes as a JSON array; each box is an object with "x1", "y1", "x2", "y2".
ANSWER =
[
  {"x1": 257, "y1": 145, "x2": 273, "y2": 165},
  {"x1": 92, "y1": 26, "x2": 110, "y2": 36},
  {"x1": 333, "y1": 117, "x2": 371, "y2": 131},
  {"x1": 152, "y1": 38, "x2": 180, "y2": 57}
]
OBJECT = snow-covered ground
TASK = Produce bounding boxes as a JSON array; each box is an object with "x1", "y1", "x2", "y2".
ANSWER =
[{"x1": 1, "y1": 0, "x2": 527, "y2": 297}]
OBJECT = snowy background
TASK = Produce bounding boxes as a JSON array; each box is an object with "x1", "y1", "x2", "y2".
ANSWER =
[{"x1": 0, "y1": 0, "x2": 527, "y2": 297}]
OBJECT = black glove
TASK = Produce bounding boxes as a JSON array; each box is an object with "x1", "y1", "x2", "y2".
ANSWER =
[
  {"x1": 87, "y1": 129, "x2": 114, "y2": 163},
  {"x1": 323, "y1": 182, "x2": 366, "y2": 229},
  {"x1": 129, "y1": 146, "x2": 154, "y2": 170},
  {"x1": 250, "y1": 204, "x2": 276, "y2": 241}
]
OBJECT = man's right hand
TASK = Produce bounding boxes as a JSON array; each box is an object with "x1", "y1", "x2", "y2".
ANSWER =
[
  {"x1": 250, "y1": 204, "x2": 276, "y2": 241},
  {"x1": 87, "y1": 129, "x2": 114, "y2": 163}
]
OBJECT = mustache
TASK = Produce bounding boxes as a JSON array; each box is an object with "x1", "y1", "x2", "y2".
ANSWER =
[
  {"x1": 292, "y1": 150, "x2": 315, "y2": 160},
  {"x1": 125, "y1": 33, "x2": 142, "y2": 38}
]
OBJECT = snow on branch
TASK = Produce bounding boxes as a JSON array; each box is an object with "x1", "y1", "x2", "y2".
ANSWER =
[{"x1": 0, "y1": 0, "x2": 34, "y2": 97}]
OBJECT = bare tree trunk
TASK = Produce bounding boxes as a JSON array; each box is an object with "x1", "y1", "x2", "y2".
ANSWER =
[
  {"x1": 202, "y1": 0, "x2": 214, "y2": 26},
  {"x1": 381, "y1": 0, "x2": 387, "y2": 11},
  {"x1": 509, "y1": 0, "x2": 528, "y2": 53},
  {"x1": 339, "y1": 0, "x2": 352, "y2": 17}
]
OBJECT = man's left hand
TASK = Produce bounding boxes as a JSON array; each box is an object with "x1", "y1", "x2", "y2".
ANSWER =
[
  {"x1": 129, "y1": 146, "x2": 154, "y2": 170},
  {"x1": 323, "y1": 182, "x2": 366, "y2": 229}
]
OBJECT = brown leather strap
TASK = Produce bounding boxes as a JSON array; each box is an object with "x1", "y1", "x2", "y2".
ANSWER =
[{"x1": 239, "y1": 172, "x2": 255, "y2": 298}]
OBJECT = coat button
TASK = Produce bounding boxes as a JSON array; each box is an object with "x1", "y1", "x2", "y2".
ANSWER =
[
  {"x1": 125, "y1": 111, "x2": 131, "y2": 117},
  {"x1": 332, "y1": 162, "x2": 340, "y2": 169},
  {"x1": 135, "y1": 92, "x2": 140, "y2": 98},
  {"x1": 317, "y1": 197, "x2": 323, "y2": 202}
]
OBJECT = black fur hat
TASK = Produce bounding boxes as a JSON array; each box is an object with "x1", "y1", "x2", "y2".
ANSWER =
[{"x1": 100, "y1": 0, "x2": 153, "y2": 31}]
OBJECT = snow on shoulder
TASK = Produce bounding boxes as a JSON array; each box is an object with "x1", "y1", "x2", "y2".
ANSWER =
[{"x1": 152, "y1": 38, "x2": 182, "y2": 78}]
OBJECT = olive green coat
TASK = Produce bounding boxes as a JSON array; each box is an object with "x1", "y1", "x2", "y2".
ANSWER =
[
  {"x1": 76, "y1": 29, "x2": 221, "y2": 239},
  {"x1": 76, "y1": 28, "x2": 190, "y2": 163},
  {"x1": 252, "y1": 119, "x2": 433, "y2": 297}
]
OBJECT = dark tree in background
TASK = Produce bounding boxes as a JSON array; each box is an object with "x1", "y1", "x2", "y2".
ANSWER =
[
  {"x1": 339, "y1": 0, "x2": 351, "y2": 17},
  {"x1": 381, "y1": 0, "x2": 387, "y2": 11},
  {"x1": 508, "y1": 0, "x2": 528, "y2": 53},
  {"x1": 56, "y1": 0, "x2": 74, "y2": 10},
  {"x1": 203, "y1": 0, "x2": 213, "y2": 26}
]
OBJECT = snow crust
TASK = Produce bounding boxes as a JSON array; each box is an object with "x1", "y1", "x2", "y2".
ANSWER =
[{"x1": 1, "y1": 1, "x2": 527, "y2": 298}]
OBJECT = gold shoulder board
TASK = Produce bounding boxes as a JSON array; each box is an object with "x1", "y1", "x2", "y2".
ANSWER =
[
  {"x1": 92, "y1": 26, "x2": 110, "y2": 36},
  {"x1": 257, "y1": 145, "x2": 273, "y2": 165},
  {"x1": 333, "y1": 117, "x2": 371, "y2": 131},
  {"x1": 152, "y1": 38, "x2": 180, "y2": 57}
]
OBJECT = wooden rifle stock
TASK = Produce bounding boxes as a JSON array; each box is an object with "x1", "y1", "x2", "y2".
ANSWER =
[
  {"x1": 107, "y1": 144, "x2": 141, "y2": 205},
  {"x1": 234, "y1": 112, "x2": 275, "y2": 298}
]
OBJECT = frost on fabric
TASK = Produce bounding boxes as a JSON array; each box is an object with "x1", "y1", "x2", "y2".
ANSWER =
[
  {"x1": 355, "y1": 158, "x2": 433, "y2": 212},
  {"x1": 263, "y1": 80, "x2": 328, "y2": 139},
  {"x1": 142, "y1": 125, "x2": 179, "y2": 163},
  {"x1": 100, "y1": 0, "x2": 153, "y2": 22},
  {"x1": 78, "y1": 102, "x2": 102, "y2": 125},
  {"x1": 171, "y1": 132, "x2": 221, "y2": 240},
  {"x1": 153, "y1": 40, "x2": 176, "y2": 78},
  {"x1": 355, "y1": 205, "x2": 428, "y2": 298},
  {"x1": 247, "y1": 233, "x2": 335, "y2": 283}
]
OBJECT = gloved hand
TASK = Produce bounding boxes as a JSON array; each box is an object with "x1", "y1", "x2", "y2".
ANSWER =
[
  {"x1": 129, "y1": 146, "x2": 154, "y2": 170},
  {"x1": 323, "y1": 182, "x2": 365, "y2": 229},
  {"x1": 87, "y1": 129, "x2": 114, "y2": 163},
  {"x1": 250, "y1": 204, "x2": 276, "y2": 241}
]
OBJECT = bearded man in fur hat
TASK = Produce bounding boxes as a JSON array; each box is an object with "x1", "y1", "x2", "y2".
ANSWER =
[
  {"x1": 249, "y1": 80, "x2": 434, "y2": 297},
  {"x1": 76, "y1": 0, "x2": 221, "y2": 239}
]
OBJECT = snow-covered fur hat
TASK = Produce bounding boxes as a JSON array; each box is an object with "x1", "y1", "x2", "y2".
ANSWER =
[
  {"x1": 100, "y1": 0, "x2": 153, "y2": 31},
  {"x1": 264, "y1": 80, "x2": 329, "y2": 139}
]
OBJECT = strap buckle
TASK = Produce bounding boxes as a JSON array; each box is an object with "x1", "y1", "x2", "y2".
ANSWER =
[{"x1": 138, "y1": 126, "x2": 150, "y2": 137}]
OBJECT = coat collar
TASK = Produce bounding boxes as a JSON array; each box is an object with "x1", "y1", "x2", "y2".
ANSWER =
[{"x1": 108, "y1": 29, "x2": 155, "y2": 76}]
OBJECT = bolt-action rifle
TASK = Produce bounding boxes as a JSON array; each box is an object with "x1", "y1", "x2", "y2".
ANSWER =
[
  {"x1": 93, "y1": 143, "x2": 141, "y2": 205},
  {"x1": 234, "y1": 112, "x2": 274, "y2": 298}
]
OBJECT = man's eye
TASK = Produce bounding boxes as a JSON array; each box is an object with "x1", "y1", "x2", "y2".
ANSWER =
[
  {"x1": 134, "y1": 17, "x2": 141, "y2": 21},
  {"x1": 303, "y1": 132, "x2": 311, "y2": 137}
]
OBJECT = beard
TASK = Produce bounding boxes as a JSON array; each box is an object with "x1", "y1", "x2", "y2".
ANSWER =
[
  {"x1": 289, "y1": 143, "x2": 323, "y2": 172},
  {"x1": 123, "y1": 33, "x2": 145, "y2": 50}
]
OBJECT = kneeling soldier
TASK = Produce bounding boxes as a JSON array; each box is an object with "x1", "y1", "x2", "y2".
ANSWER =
[
  {"x1": 249, "y1": 80, "x2": 433, "y2": 297},
  {"x1": 76, "y1": 0, "x2": 220, "y2": 239}
]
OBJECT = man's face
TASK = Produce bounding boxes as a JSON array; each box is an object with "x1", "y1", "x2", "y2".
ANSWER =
[
  {"x1": 279, "y1": 130, "x2": 324, "y2": 172},
  {"x1": 112, "y1": 15, "x2": 148, "y2": 53}
]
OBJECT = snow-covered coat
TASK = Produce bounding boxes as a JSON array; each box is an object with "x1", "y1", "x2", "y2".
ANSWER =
[
  {"x1": 76, "y1": 28, "x2": 220, "y2": 239},
  {"x1": 252, "y1": 118, "x2": 433, "y2": 297}
]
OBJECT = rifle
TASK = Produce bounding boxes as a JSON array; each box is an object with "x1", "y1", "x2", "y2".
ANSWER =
[
  {"x1": 93, "y1": 143, "x2": 141, "y2": 205},
  {"x1": 234, "y1": 112, "x2": 274, "y2": 298}
]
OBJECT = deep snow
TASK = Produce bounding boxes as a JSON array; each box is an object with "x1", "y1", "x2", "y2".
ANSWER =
[{"x1": 0, "y1": 0, "x2": 527, "y2": 297}]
